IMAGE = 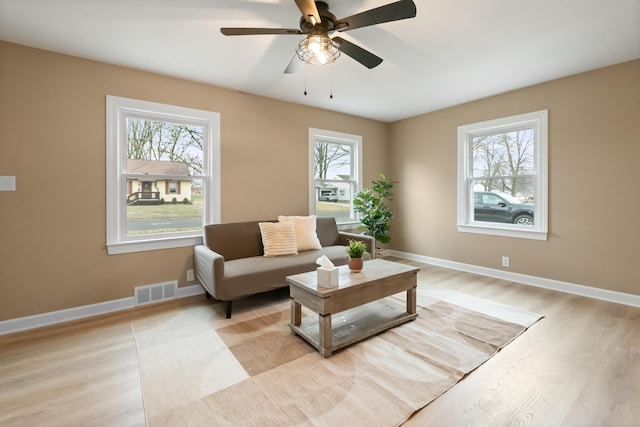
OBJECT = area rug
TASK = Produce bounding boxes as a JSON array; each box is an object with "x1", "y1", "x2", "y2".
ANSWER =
[{"x1": 132, "y1": 289, "x2": 542, "y2": 426}]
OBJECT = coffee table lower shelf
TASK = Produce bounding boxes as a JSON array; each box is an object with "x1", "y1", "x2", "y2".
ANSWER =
[{"x1": 289, "y1": 298, "x2": 417, "y2": 357}]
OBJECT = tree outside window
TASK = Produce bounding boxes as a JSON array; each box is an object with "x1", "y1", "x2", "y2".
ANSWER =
[{"x1": 472, "y1": 129, "x2": 535, "y2": 199}]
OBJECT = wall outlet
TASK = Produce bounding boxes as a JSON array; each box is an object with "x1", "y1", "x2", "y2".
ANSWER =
[
  {"x1": 0, "y1": 176, "x2": 16, "y2": 191},
  {"x1": 187, "y1": 269, "x2": 195, "y2": 281},
  {"x1": 502, "y1": 256, "x2": 510, "y2": 268}
]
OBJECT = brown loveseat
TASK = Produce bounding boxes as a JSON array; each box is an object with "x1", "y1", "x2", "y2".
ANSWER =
[{"x1": 193, "y1": 217, "x2": 374, "y2": 318}]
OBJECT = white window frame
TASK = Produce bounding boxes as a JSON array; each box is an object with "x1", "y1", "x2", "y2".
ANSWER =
[
  {"x1": 106, "y1": 96, "x2": 221, "y2": 254},
  {"x1": 308, "y1": 128, "x2": 362, "y2": 226},
  {"x1": 457, "y1": 110, "x2": 548, "y2": 240}
]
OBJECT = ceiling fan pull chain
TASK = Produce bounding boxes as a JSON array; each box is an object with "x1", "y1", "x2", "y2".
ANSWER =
[
  {"x1": 304, "y1": 65, "x2": 308, "y2": 96},
  {"x1": 329, "y1": 65, "x2": 334, "y2": 99}
]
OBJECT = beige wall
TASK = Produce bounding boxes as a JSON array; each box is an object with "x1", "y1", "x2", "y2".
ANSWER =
[
  {"x1": 0, "y1": 42, "x2": 389, "y2": 320},
  {"x1": 1, "y1": 40, "x2": 637, "y2": 322},
  {"x1": 389, "y1": 59, "x2": 640, "y2": 296}
]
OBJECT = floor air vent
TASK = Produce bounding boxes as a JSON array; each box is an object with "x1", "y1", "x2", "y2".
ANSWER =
[{"x1": 134, "y1": 281, "x2": 178, "y2": 306}]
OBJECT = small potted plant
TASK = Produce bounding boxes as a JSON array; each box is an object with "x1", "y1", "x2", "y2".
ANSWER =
[{"x1": 346, "y1": 239, "x2": 366, "y2": 272}]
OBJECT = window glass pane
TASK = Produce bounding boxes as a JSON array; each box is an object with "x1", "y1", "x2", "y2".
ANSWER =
[
  {"x1": 314, "y1": 140, "x2": 351, "y2": 179},
  {"x1": 127, "y1": 179, "x2": 203, "y2": 236},
  {"x1": 309, "y1": 128, "x2": 361, "y2": 225},
  {"x1": 126, "y1": 116, "x2": 204, "y2": 237},
  {"x1": 472, "y1": 129, "x2": 535, "y2": 178},
  {"x1": 313, "y1": 140, "x2": 354, "y2": 222},
  {"x1": 471, "y1": 178, "x2": 535, "y2": 226},
  {"x1": 127, "y1": 118, "x2": 204, "y2": 174},
  {"x1": 315, "y1": 179, "x2": 353, "y2": 220}
]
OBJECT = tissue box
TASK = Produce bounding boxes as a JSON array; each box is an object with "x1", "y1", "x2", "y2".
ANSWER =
[{"x1": 317, "y1": 267, "x2": 339, "y2": 288}]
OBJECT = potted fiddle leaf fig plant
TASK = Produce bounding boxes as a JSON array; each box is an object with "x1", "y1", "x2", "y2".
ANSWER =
[
  {"x1": 346, "y1": 239, "x2": 366, "y2": 272},
  {"x1": 353, "y1": 173, "x2": 396, "y2": 257}
]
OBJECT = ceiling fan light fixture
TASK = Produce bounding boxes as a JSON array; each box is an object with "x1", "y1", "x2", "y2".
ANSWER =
[{"x1": 296, "y1": 35, "x2": 340, "y2": 66}]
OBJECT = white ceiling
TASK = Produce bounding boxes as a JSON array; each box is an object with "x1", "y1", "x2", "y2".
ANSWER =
[{"x1": 1, "y1": 0, "x2": 639, "y2": 122}]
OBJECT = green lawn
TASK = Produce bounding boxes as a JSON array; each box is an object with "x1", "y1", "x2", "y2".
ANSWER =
[
  {"x1": 127, "y1": 194, "x2": 203, "y2": 220},
  {"x1": 127, "y1": 197, "x2": 350, "y2": 220},
  {"x1": 316, "y1": 201, "x2": 350, "y2": 214}
]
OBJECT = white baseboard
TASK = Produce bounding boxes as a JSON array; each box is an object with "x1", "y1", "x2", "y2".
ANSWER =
[
  {"x1": 0, "y1": 284, "x2": 205, "y2": 336},
  {"x1": 177, "y1": 284, "x2": 207, "y2": 299},
  {"x1": 385, "y1": 249, "x2": 640, "y2": 308},
  {"x1": 4, "y1": 254, "x2": 638, "y2": 336}
]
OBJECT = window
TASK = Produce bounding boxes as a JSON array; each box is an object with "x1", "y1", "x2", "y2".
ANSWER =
[
  {"x1": 167, "y1": 182, "x2": 179, "y2": 194},
  {"x1": 308, "y1": 128, "x2": 362, "y2": 225},
  {"x1": 106, "y1": 96, "x2": 220, "y2": 254},
  {"x1": 457, "y1": 110, "x2": 548, "y2": 240}
]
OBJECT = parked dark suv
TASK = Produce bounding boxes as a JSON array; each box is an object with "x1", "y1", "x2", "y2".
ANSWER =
[{"x1": 474, "y1": 191, "x2": 534, "y2": 225}]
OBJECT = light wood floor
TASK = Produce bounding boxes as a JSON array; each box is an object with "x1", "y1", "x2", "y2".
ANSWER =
[{"x1": 1, "y1": 259, "x2": 638, "y2": 426}]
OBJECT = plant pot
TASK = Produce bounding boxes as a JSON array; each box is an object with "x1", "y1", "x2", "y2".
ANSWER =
[{"x1": 348, "y1": 257, "x2": 363, "y2": 273}]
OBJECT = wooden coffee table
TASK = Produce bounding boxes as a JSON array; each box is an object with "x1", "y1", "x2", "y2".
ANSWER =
[{"x1": 286, "y1": 259, "x2": 419, "y2": 357}]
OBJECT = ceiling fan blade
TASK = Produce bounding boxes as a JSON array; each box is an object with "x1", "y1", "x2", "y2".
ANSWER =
[
  {"x1": 284, "y1": 54, "x2": 304, "y2": 74},
  {"x1": 332, "y1": 37, "x2": 383, "y2": 69},
  {"x1": 221, "y1": 28, "x2": 303, "y2": 36},
  {"x1": 334, "y1": 0, "x2": 417, "y2": 32},
  {"x1": 294, "y1": 0, "x2": 321, "y2": 25}
]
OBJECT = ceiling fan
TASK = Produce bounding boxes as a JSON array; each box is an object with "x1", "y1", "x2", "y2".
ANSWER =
[{"x1": 220, "y1": 0, "x2": 417, "y2": 73}]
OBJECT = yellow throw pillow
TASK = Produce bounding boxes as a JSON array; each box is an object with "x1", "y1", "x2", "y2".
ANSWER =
[
  {"x1": 259, "y1": 222, "x2": 298, "y2": 257},
  {"x1": 278, "y1": 215, "x2": 322, "y2": 252}
]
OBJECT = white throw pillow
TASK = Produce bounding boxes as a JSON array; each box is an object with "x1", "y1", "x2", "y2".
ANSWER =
[
  {"x1": 259, "y1": 222, "x2": 298, "y2": 257},
  {"x1": 278, "y1": 215, "x2": 322, "y2": 252}
]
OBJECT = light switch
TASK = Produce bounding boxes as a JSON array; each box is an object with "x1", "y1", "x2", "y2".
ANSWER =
[{"x1": 0, "y1": 176, "x2": 16, "y2": 191}]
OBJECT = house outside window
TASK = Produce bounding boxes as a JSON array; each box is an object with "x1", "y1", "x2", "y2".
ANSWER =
[
  {"x1": 308, "y1": 128, "x2": 362, "y2": 225},
  {"x1": 127, "y1": 160, "x2": 189, "y2": 202},
  {"x1": 457, "y1": 110, "x2": 548, "y2": 240},
  {"x1": 106, "y1": 96, "x2": 220, "y2": 254}
]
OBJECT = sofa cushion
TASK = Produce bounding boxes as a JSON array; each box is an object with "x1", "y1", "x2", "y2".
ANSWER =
[
  {"x1": 316, "y1": 217, "x2": 341, "y2": 247},
  {"x1": 278, "y1": 215, "x2": 322, "y2": 252},
  {"x1": 204, "y1": 221, "x2": 264, "y2": 260},
  {"x1": 259, "y1": 222, "x2": 298, "y2": 257},
  {"x1": 205, "y1": 217, "x2": 341, "y2": 260},
  {"x1": 218, "y1": 245, "x2": 350, "y2": 300}
]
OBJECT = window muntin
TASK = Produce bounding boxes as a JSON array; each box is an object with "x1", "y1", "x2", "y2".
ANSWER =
[
  {"x1": 457, "y1": 110, "x2": 548, "y2": 240},
  {"x1": 308, "y1": 128, "x2": 362, "y2": 225},
  {"x1": 106, "y1": 96, "x2": 220, "y2": 254}
]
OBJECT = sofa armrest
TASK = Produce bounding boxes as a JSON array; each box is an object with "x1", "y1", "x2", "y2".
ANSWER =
[
  {"x1": 194, "y1": 245, "x2": 225, "y2": 297},
  {"x1": 338, "y1": 231, "x2": 376, "y2": 259}
]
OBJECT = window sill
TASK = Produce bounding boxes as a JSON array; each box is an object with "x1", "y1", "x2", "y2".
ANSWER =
[
  {"x1": 457, "y1": 224, "x2": 547, "y2": 241},
  {"x1": 107, "y1": 235, "x2": 203, "y2": 255},
  {"x1": 337, "y1": 221, "x2": 361, "y2": 230}
]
